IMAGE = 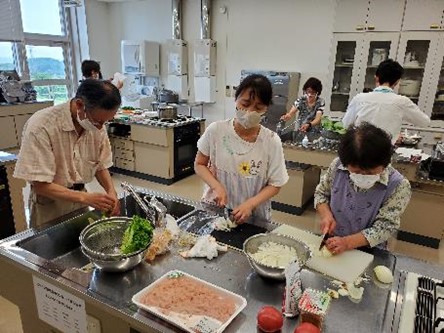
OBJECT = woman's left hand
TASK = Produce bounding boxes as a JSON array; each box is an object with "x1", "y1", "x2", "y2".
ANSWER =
[
  {"x1": 231, "y1": 202, "x2": 254, "y2": 224},
  {"x1": 325, "y1": 236, "x2": 349, "y2": 255},
  {"x1": 299, "y1": 123, "x2": 310, "y2": 132}
]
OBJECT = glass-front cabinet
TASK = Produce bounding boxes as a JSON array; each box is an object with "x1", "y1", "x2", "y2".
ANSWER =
[
  {"x1": 326, "y1": 34, "x2": 363, "y2": 116},
  {"x1": 326, "y1": 33, "x2": 399, "y2": 117},
  {"x1": 424, "y1": 33, "x2": 444, "y2": 126},
  {"x1": 357, "y1": 33, "x2": 399, "y2": 93},
  {"x1": 395, "y1": 32, "x2": 439, "y2": 112}
]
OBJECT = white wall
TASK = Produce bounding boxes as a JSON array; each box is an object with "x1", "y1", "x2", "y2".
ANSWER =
[
  {"x1": 86, "y1": 0, "x2": 336, "y2": 123},
  {"x1": 84, "y1": 0, "x2": 115, "y2": 78}
]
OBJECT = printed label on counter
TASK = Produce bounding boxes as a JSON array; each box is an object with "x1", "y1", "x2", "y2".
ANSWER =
[{"x1": 33, "y1": 276, "x2": 87, "y2": 333}]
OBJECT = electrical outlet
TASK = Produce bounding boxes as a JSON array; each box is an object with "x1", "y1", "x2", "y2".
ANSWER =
[
  {"x1": 87, "y1": 314, "x2": 101, "y2": 333},
  {"x1": 225, "y1": 85, "x2": 231, "y2": 97}
]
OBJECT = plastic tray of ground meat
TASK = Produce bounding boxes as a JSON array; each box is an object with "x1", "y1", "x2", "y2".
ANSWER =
[{"x1": 132, "y1": 270, "x2": 247, "y2": 333}]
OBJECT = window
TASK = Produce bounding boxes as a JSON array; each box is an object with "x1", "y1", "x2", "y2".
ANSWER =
[
  {"x1": 19, "y1": 0, "x2": 64, "y2": 35},
  {"x1": 17, "y1": 0, "x2": 73, "y2": 104},
  {"x1": 0, "y1": 42, "x2": 15, "y2": 71},
  {"x1": 26, "y1": 45, "x2": 66, "y2": 80}
]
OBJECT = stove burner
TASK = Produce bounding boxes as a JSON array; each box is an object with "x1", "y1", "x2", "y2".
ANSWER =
[
  {"x1": 418, "y1": 277, "x2": 436, "y2": 293},
  {"x1": 415, "y1": 316, "x2": 433, "y2": 333},
  {"x1": 143, "y1": 114, "x2": 199, "y2": 127},
  {"x1": 415, "y1": 290, "x2": 434, "y2": 318}
]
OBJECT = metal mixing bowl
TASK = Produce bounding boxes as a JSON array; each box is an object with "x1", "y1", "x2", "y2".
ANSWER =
[
  {"x1": 79, "y1": 217, "x2": 151, "y2": 272},
  {"x1": 243, "y1": 233, "x2": 312, "y2": 280}
]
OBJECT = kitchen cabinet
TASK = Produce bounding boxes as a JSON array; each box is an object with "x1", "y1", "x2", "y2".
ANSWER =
[
  {"x1": 402, "y1": 0, "x2": 444, "y2": 31},
  {"x1": 424, "y1": 34, "x2": 444, "y2": 125},
  {"x1": 334, "y1": 0, "x2": 405, "y2": 33},
  {"x1": 326, "y1": 32, "x2": 399, "y2": 117},
  {"x1": 395, "y1": 31, "x2": 439, "y2": 112},
  {"x1": 395, "y1": 31, "x2": 444, "y2": 127},
  {"x1": 398, "y1": 183, "x2": 444, "y2": 248},
  {"x1": 272, "y1": 164, "x2": 320, "y2": 215},
  {"x1": 113, "y1": 137, "x2": 135, "y2": 172},
  {"x1": 0, "y1": 102, "x2": 53, "y2": 151}
]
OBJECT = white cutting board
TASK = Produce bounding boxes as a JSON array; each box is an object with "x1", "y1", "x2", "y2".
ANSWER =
[{"x1": 273, "y1": 224, "x2": 374, "y2": 283}]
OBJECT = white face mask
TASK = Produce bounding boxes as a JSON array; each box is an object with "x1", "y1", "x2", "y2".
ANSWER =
[
  {"x1": 349, "y1": 172, "x2": 381, "y2": 189},
  {"x1": 77, "y1": 109, "x2": 99, "y2": 132},
  {"x1": 235, "y1": 108, "x2": 264, "y2": 129}
]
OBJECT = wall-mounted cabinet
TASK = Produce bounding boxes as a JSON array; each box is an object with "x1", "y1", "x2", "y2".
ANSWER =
[
  {"x1": 402, "y1": 0, "x2": 444, "y2": 31},
  {"x1": 334, "y1": 0, "x2": 405, "y2": 33},
  {"x1": 395, "y1": 32, "x2": 439, "y2": 113},
  {"x1": 326, "y1": 32, "x2": 399, "y2": 117}
]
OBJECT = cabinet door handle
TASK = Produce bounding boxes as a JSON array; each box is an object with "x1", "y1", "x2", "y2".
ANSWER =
[
  {"x1": 367, "y1": 25, "x2": 375, "y2": 30},
  {"x1": 356, "y1": 25, "x2": 365, "y2": 31},
  {"x1": 430, "y1": 24, "x2": 440, "y2": 29}
]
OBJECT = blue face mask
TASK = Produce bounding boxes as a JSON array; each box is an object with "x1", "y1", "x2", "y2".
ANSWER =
[{"x1": 235, "y1": 108, "x2": 265, "y2": 129}]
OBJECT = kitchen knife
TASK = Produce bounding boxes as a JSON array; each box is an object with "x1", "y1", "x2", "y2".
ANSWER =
[
  {"x1": 318, "y1": 233, "x2": 329, "y2": 251},
  {"x1": 223, "y1": 207, "x2": 233, "y2": 221}
]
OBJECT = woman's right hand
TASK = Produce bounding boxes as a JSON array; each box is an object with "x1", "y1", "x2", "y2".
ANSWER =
[
  {"x1": 83, "y1": 192, "x2": 117, "y2": 214},
  {"x1": 320, "y1": 214, "x2": 336, "y2": 235},
  {"x1": 212, "y1": 183, "x2": 227, "y2": 207},
  {"x1": 280, "y1": 113, "x2": 291, "y2": 121}
]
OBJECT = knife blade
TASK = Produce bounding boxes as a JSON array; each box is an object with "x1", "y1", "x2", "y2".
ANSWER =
[
  {"x1": 223, "y1": 207, "x2": 233, "y2": 221},
  {"x1": 318, "y1": 233, "x2": 329, "y2": 251}
]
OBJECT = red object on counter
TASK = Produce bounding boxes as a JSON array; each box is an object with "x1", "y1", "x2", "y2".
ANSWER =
[
  {"x1": 257, "y1": 306, "x2": 284, "y2": 333},
  {"x1": 294, "y1": 322, "x2": 321, "y2": 333}
]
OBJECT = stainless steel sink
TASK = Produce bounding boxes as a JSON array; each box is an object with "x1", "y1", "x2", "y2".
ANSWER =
[
  {"x1": 9, "y1": 193, "x2": 196, "y2": 273},
  {"x1": 16, "y1": 211, "x2": 101, "y2": 270}
]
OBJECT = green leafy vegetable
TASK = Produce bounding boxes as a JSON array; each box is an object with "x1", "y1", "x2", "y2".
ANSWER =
[
  {"x1": 120, "y1": 215, "x2": 154, "y2": 254},
  {"x1": 321, "y1": 116, "x2": 346, "y2": 135}
]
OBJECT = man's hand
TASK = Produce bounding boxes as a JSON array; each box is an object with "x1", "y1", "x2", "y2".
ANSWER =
[{"x1": 83, "y1": 192, "x2": 116, "y2": 214}]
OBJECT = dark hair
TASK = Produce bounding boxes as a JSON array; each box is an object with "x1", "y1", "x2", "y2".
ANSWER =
[
  {"x1": 375, "y1": 59, "x2": 404, "y2": 86},
  {"x1": 303, "y1": 77, "x2": 322, "y2": 95},
  {"x1": 235, "y1": 74, "x2": 273, "y2": 106},
  {"x1": 338, "y1": 122, "x2": 393, "y2": 170},
  {"x1": 75, "y1": 79, "x2": 121, "y2": 111},
  {"x1": 81, "y1": 60, "x2": 102, "y2": 79}
]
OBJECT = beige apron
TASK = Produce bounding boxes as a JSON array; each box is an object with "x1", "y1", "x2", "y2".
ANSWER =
[{"x1": 29, "y1": 188, "x2": 88, "y2": 228}]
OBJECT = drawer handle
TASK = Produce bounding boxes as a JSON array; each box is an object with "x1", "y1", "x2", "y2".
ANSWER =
[
  {"x1": 367, "y1": 25, "x2": 375, "y2": 30},
  {"x1": 356, "y1": 25, "x2": 364, "y2": 31},
  {"x1": 430, "y1": 24, "x2": 440, "y2": 29}
]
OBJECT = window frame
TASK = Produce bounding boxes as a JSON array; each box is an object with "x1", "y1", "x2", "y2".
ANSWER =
[{"x1": 0, "y1": 0, "x2": 76, "y2": 102}]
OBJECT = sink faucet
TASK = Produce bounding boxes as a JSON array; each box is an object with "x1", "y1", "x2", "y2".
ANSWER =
[
  {"x1": 120, "y1": 182, "x2": 162, "y2": 228},
  {"x1": 276, "y1": 119, "x2": 300, "y2": 136}
]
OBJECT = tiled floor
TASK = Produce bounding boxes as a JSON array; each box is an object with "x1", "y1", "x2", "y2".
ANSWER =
[{"x1": 2, "y1": 172, "x2": 444, "y2": 332}]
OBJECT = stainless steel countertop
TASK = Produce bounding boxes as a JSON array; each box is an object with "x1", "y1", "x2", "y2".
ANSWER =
[{"x1": 0, "y1": 188, "x2": 440, "y2": 333}]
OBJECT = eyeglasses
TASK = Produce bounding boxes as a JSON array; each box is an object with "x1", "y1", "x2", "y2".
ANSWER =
[
  {"x1": 305, "y1": 92, "x2": 318, "y2": 97},
  {"x1": 86, "y1": 111, "x2": 109, "y2": 128}
]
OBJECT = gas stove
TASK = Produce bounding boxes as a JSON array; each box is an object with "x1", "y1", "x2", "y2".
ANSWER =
[
  {"x1": 139, "y1": 114, "x2": 202, "y2": 128},
  {"x1": 393, "y1": 271, "x2": 444, "y2": 332}
]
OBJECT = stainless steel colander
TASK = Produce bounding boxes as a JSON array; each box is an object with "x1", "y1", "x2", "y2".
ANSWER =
[{"x1": 79, "y1": 217, "x2": 151, "y2": 272}]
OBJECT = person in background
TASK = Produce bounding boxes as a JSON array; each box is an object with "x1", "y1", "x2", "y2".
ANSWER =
[
  {"x1": 14, "y1": 80, "x2": 121, "y2": 228},
  {"x1": 280, "y1": 77, "x2": 325, "y2": 133},
  {"x1": 314, "y1": 123, "x2": 411, "y2": 254},
  {"x1": 342, "y1": 59, "x2": 430, "y2": 144},
  {"x1": 195, "y1": 74, "x2": 289, "y2": 224},
  {"x1": 81, "y1": 60, "x2": 103, "y2": 80},
  {"x1": 81, "y1": 59, "x2": 123, "y2": 89}
]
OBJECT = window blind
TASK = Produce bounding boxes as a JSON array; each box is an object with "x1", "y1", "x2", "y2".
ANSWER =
[{"x1": 0, "y1": 0, "x2": 24, "y2": 41}]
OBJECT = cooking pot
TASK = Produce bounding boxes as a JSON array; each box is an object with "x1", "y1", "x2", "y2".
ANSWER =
[
  {"x1": 158, "y1": 104, "x2": 177, "y2": 119},
  {"x1": 398, "y1": 79, "x2": 421, "y2": 97},
  {"x1": 158, "y1": 89, "x2": 179, "y2": 104}
]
